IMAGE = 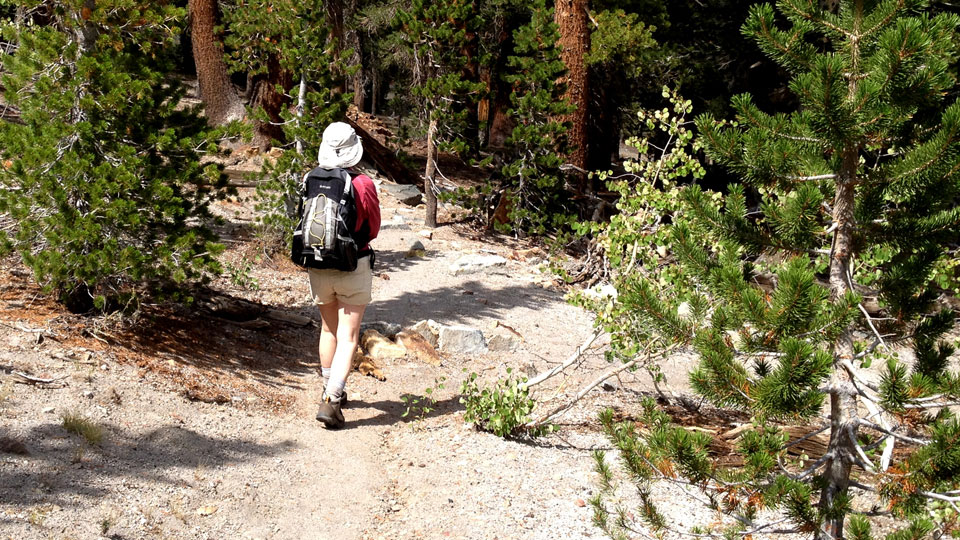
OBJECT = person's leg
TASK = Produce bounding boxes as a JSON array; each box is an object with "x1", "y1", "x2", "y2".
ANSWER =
[
  {"x1": 317, "y1": 301, "x2": 339, "y2": 368},
  {"x1": 316, "y1": 301, "x2": 339, "y2": 395},
  {"x1": 324, "y1": 302, "x2": 367, "y2": 399},
  {"x1": 309, "y1": 269, "x2": 338, "y2": 372}
]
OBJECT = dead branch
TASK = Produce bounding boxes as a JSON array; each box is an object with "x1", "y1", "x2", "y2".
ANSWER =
[
  {"x1": 520, "y1": 329, "x2": 602, "y2": 391},
  {"x1": 10, "y1": 371, "x2": 68, "y2": 386},
  {"x1": 526, "y1": 357, "x2": 643, "y2": 427},
  {"x1": 526, "y1": 344, "x2": 675, "y2": 428}
]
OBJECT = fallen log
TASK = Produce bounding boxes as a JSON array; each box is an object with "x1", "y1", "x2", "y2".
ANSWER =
[{"x1": 346, "y1": 116, "x2": 421, "y2": 186}]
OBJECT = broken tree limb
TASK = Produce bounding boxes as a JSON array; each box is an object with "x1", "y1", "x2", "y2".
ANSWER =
[
  {"x1": 264, "y1": 310, "x2": 315, "y2": 327},
  {"x1": 520, "y1": 329, "x2": 602, "y2": 391},
  {"x1": 525, "y1": 342, "x2": 676, "y2": 428},
  {"x1": 525, "y1": 356, "x2": 642, "y2": 428}
]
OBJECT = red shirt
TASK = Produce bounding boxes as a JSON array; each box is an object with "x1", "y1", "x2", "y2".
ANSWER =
[{"x1": 351, "y1": 173, "x2": 380, "y2": 250}]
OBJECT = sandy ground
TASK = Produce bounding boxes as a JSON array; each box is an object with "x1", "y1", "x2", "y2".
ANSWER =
[{"x1": 0, "y1": 169, "x2": 649, "y2": 540}]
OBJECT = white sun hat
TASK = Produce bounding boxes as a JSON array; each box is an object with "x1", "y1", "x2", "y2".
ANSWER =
[{"x1": 316, "y1": 122, "x2": 364, "y2": 169}]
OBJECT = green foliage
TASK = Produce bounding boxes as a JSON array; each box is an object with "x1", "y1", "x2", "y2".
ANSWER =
[
  {"x1": 400, "y1": 376, "x2": 446, "y2": 423},
  {"x1": 394, "y1": 0, "x2": 485, "y2": 151},
  {"x1": 224, "y1": 256, "x2": 260, "y2": 291},
  {"x1": 0, "y1": 1, "x2": 232, "y2": 313},
  {"x1": 586, "y1": 9, "x2": 658, "y2": 72},
  {"x1": 221, "y1": 0, "x2": 351, "y2": 252},
  {"x1": 587, "y1": 1, "x2": 960, "y2": 538},
  {"x1": 459, "y1": 369, "x2": 549, "y2": 438},
  {"x1": 572, "y1": 88, "x2": 705, "y2": 366},
  {"x1": 585, "y1": 7, "x2": 659, "y2": 141},
  {"x1": 495, "y1": 1, "x2": 575, "y2": 234}
]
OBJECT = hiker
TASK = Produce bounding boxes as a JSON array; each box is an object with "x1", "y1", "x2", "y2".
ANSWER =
[{"x1": 306, "y1": 122, "x2": 381, "y2": 428}]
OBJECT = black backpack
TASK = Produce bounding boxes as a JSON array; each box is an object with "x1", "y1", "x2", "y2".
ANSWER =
[{"x1": 291, "y1": 167, "x2": 363, "y2": 271}]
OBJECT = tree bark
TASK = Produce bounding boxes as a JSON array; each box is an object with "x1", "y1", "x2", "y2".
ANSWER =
[
  {"x1": 424, "y1": 115, "x2": 438, "y2": 228},
  {"x1": 346, "y1": 0, "x2": 365, "y2": 111},
  {"x1": 817, "y1": 145, "x2": 860, "y2": 540},
  {"x1": 249, "y1": 54, "x2": 291, "y2": 149},
  {"x1": 817, "y1": 7, "x2": 865, "y2": 536},
  {"x1": 295, "y1": 72, "x2": 307, "y2": 155},
  {"x1": 554, "y1": 0, "x2": 590, "y2": 193},
  {"x1": 189, "y1": 0, "x2": 244, "y2": 126},
  {"x1": 326, "y1": 0, "x2": 347, "y2": 95}
]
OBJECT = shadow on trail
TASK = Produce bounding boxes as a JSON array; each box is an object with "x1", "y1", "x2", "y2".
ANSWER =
[
  {"x1": 371, "y1": 248, "x2": 441, "y2": 274},
  {"x1": 0, "y1": 422, "x2": 294, "y2": 508},
  {"x1": 110, "y1": 293, "x2": 319, "y2": 393},
  {"x1": 368, "y1": 279, "x2": 560, "y2": 330},
  {"x1": 337, "y1": 395, "x2": 465, "y2": 430}
]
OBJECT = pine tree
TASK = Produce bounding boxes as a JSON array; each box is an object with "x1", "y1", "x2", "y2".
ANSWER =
[
  {"x1": 394, "y1": 0, "x2": 486, "y2": 228},
  {"x1": 221, "y1": 0, "x2": 351, "y2": 248},
  {"x1": 590, "y1": 2, "x2": 960, "y2": 539},
  {"x1": 0, "y1": 0, "x2": 232, "y2": 313},
  {"x1": 497, "y1": 1, "x2": 575, "y2": 234}
]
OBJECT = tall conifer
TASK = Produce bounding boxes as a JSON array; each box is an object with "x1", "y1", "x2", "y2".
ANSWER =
[
  {"x1": 221, "y1": 0, "x2": 350, "y2": 247},
  {"x1": 394, "y1": 0, "x2": 485, "y2": 227}
]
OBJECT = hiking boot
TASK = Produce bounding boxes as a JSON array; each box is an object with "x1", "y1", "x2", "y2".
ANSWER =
[{"x1": 315, "y1": 395, "x2": 344, "y2": 429}]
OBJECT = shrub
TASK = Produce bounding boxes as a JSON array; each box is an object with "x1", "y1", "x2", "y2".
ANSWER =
[
  {"x1": 460, "y1": 369, "x2": 550, "y2": 438},
  {"x1": 0, "y1": 1, "x2": 233, "y2": 313}
]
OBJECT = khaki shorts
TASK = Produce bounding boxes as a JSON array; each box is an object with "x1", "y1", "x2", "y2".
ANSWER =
[{"x1": 307, "y1": 256, "x2": 373, "y2": 306}]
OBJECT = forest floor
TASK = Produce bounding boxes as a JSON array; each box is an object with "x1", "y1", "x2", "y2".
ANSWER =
[{"x1": 0, "y1": 144, "x2": 888, "y2": 539}]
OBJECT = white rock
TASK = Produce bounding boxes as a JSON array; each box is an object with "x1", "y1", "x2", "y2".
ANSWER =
[
  {"x1": 437, "y1": 325, "x2": 487, "y2": 354},
  {"x1": 418, "y1": 230, "x2": 433, "y2": 240},
  {"x1": 449, "y1": 254, "x2": 508, "y2": 276},
  {"x1": 380, "y1": 183, "x2": 423, "y2": 206},
  {"x1": 380, "y1": 214, "x2": 410, "y2": 230},
  {"x1": 408, "y1": 240, "x2": 426, "y2": 252}
]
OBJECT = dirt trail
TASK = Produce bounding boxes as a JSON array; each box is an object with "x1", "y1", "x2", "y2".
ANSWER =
[{"x1": 0, "y1": 170, "x2": 623, "y2": 539}]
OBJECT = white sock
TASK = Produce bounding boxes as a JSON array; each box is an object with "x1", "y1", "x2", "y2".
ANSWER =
[
  {"x1": 324, "y1": 378, "x2": 346, "y2": 401},
  {"x1": 321, "y1": 366, "x2": 332, "y2": 382}
]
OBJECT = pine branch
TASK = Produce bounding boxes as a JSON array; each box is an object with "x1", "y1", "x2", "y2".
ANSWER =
[
  {"x1": 859, "y1": 419, "x2": 929, "y2": 445},
  {"x1": 786, "y1": 174, "x2": 837, "y2": 181}
]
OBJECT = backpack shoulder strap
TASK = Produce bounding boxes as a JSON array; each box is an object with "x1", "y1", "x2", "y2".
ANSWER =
[{"x1": 338, "y1": 168, "x2": 353, "y2": 198}]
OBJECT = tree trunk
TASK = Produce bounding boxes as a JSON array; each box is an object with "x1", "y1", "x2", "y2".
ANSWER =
[
  {"x1": 295, "y1": 72, "x2": 307, "y2": 155},
  {"x1": 817, "y1": 146, "x2": 860, "y2": 540},
  {"x1": 353, "y1": 71, "x2": 365, "y2": 111},
  {"x1": 554, "y1": 0, "x2": 590, "y2": 194},
  {"x1": 189, "y1": 0, "x2": 244, "y2": 126},
  {"x1": 76, "y1": 0, "x2": 98, "y2": 54},
  {"x1": 817, "y1": 8, "x2": 865, "y2": 535},
  {"x1": 486, "y1": 28, "x2": 514, "y2": 150},
  {"x1": 371, "y1": 72, "x2": 380, "y2": 115},
  {"x1": 326, "y1": 0, "x2": 347, "y2": 95},
  {"x1": 347, "y1": 0, "x2": 365, "y2": 111},
  {"x1": 249, "y1": 54, "x2": 291, "y2": 149},
  {"x1": 461, "y1": 30, "x2": 480, "y2": 155},
  {"x1": 424, "y1": 115, "x2": 438, "y2": 228}
]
